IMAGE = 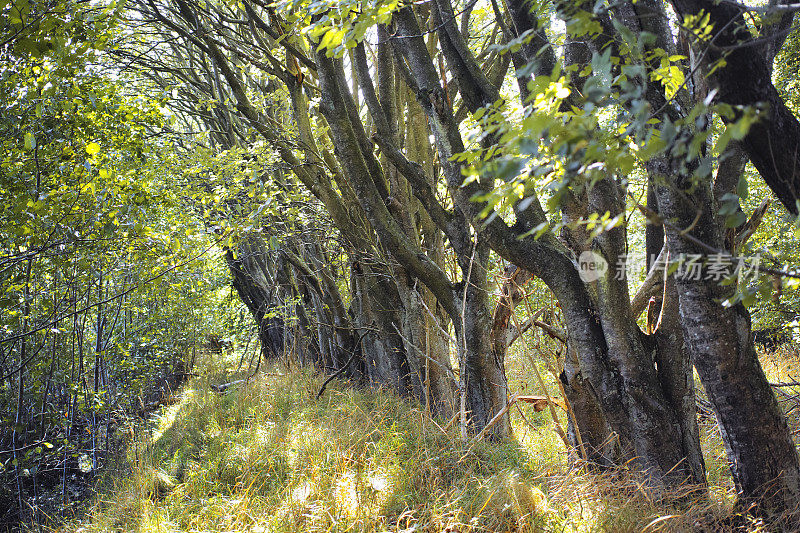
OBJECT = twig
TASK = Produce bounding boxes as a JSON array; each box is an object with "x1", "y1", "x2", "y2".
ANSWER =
[
  {"x1": 630, "y1": 193, "x2": 800, "y2": 280},
  {"x1": 315, "y1": 329, "x2": 370, "y2": 400},
  {"x1": 462, "y1": 394, "x2": 519, "y2": 456},
  {"x1": 392, "y1": 324, "x2": 458, "y2": 382},
  {"x1": 459, "y1": 238, "x2": 478, "y2": 440},
  {"x1": 771, "y1": 380, "x2": 800, "y2": 388},
  {"x1": 678, "y1": 210, "x2": 703, "y2": 236},
  {"x1": 508, "y1": 306, "x2": 571, "y2": 451}
]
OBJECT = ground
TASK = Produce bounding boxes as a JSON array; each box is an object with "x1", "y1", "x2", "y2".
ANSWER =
[{"x1": 59, "y1": 345, "x2": 800, "y2": 532}]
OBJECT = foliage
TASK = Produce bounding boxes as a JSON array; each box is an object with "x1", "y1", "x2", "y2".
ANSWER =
[
  {"x1": 5, "y1": 0, "x2": 800, "y2": 527},
  {"x1": 0, "y1": 0, "x2": 242, "y2": 525}
]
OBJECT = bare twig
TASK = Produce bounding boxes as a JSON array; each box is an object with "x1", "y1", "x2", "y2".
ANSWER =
[{"x1": 315, "y1": 328, "x2": 370, "y2": 400}]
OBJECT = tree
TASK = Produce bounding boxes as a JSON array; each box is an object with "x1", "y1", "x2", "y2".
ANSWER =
[
  {"x1": 0, "y1": 0, "x2": 234, "y2": 522},
  {"x1": 119, "y1": 0, "x2": 800, "y2": 519}
]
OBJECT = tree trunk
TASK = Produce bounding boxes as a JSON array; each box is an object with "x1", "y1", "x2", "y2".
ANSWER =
[
  {"x1": 669, "y1": 0, "x2": 800, "y2": 215},
  {"x1": 225, "y1": 236, "x2": 285, "y2": 360},
  {"x1": 350, "y1": 260, "x2": 413, "y2": 394},
  {"x1": 650, "y1": 275, "x2": 706, "y2": 486},
  {"x1": 645, "y1": 184, "x2": 706, "y2": 487},
  {"x1": 316, "y1": 42, "x2": 509, "y2": 436},
  {"x1": 655, "y1": 165, "x2": 800, "y2": 516},
  {"x1": 457, "y1": 241, "x2": 510, "y2": 438}
]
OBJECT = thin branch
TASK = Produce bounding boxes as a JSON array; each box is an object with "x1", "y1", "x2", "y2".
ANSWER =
[{"x1": 0, "y1": 231, "x2": 232, "y2": 347}]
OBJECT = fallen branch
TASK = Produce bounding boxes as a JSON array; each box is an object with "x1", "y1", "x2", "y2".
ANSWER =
[{"x1": 210, "y1": 379, "x2": 246, "y2": 393}]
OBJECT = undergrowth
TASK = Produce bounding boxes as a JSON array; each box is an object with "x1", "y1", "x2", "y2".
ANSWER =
[{"x1": 59, "y1": 348, "x2": 800, "y2": 532}]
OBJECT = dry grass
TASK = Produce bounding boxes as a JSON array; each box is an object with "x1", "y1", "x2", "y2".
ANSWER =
[
  {"x1": 59, "y1": 346, "x2": 800, "y2": 532},
  {"x1": 759, "y1": 346, "x2": 800, "y2": 444}
]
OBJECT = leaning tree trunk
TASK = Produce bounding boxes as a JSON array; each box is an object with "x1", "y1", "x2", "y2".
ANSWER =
[
  {"x1": 277, "y1": 250, "x2": 327, "y2": 369},
  {"x1": 669, "y1": 0, "x2": 800, "y2": 215},
  {"x1": 350, "y1": 259, "x2": 415, "y2": 396},
  {"x1": 394, "y1": 1, "x2": 700, "y2": 459},
  {"x1": 644, "y1": 179, "x2": 707, "y2": 488},
  {"x1": 622, "y1": 0, "x2": 799, "y2": 508},
  {"x1": 396, "y1": 71, "x2": 458, "y2": 420},
  {"x1": 315, "y1": 42, "x2": 510, "y2": 437},
  {"x1": 225, "y1": 236, "x2": 285, "y2": 360},
  {"x1": 395, "y1": 277, "x2": 457, "y2": 418},
  {"x1": 655, "y1": 162, "x2": 800, "y2": 516}
]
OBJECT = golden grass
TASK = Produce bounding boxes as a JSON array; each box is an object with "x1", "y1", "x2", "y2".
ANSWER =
[{"x1": 61, "y1": 346, "x2": 800, "y2": 532}]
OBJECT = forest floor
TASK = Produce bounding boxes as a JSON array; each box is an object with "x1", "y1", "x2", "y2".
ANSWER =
[{"x1": 56, "y1": 348, "x2": 800, "y2": 533}]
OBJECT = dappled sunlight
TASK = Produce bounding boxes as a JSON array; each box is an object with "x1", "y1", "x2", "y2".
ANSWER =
[
  {"x1": 67, "y1": 363, "x2": 761, "y2": 532},
  {"x1": 152, "y1": 388, "x2": 196, "y2": 445},
  {"x1": 332, "y1": 471, "x2": 360, "y2": 518},
  {"x1": 368, "y1": 471, "x2": 391, "y2": 494},
  {"x1": 291, "y1": 480, "x2": 312, "y2": 502},
  {"x1": 71, "y1": 366, "x2": 552, "y2": 530},
  {"x1": 285, "y1": 420, "x2": 311, "y2": 469}
]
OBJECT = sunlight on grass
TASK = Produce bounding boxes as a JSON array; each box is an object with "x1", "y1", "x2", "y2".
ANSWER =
[
  {"x1": 151, "y1": 388, "x2": 195, "y2": 444},
  {"x1": 64, "y1": 345, "x2": 800, "y2": 533},
  {"x1": 67, "y1": 361, "x2": 562, "y2": 531}
]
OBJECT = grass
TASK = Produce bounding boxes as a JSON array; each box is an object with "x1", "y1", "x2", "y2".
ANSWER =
[{"x1": 60, "y1": 346, "x2": 800, "y2": 532}]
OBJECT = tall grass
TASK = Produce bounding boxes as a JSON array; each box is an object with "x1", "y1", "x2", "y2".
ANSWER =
[{"x1": 61, "y1": 346, "x2": 800, "y2": 532}]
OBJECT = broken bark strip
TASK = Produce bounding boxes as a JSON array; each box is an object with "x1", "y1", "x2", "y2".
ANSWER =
[
  {"x1": 491, "y1": 265, "x2": 534, "y2": 366},
  {"x1": 517, "y1": 395, "x2": 568, "y2": 411}
]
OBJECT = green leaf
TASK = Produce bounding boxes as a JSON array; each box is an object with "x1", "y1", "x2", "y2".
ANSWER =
[
  {"x1": 725, "y1": 210, "x2": 747, "y2": 228},
  {"x1": 736, "y1": 173, "x2": 748, "y2": 200},
  {"x1": 24, "y1": 132, "x2": 35, "y2": 151}
]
